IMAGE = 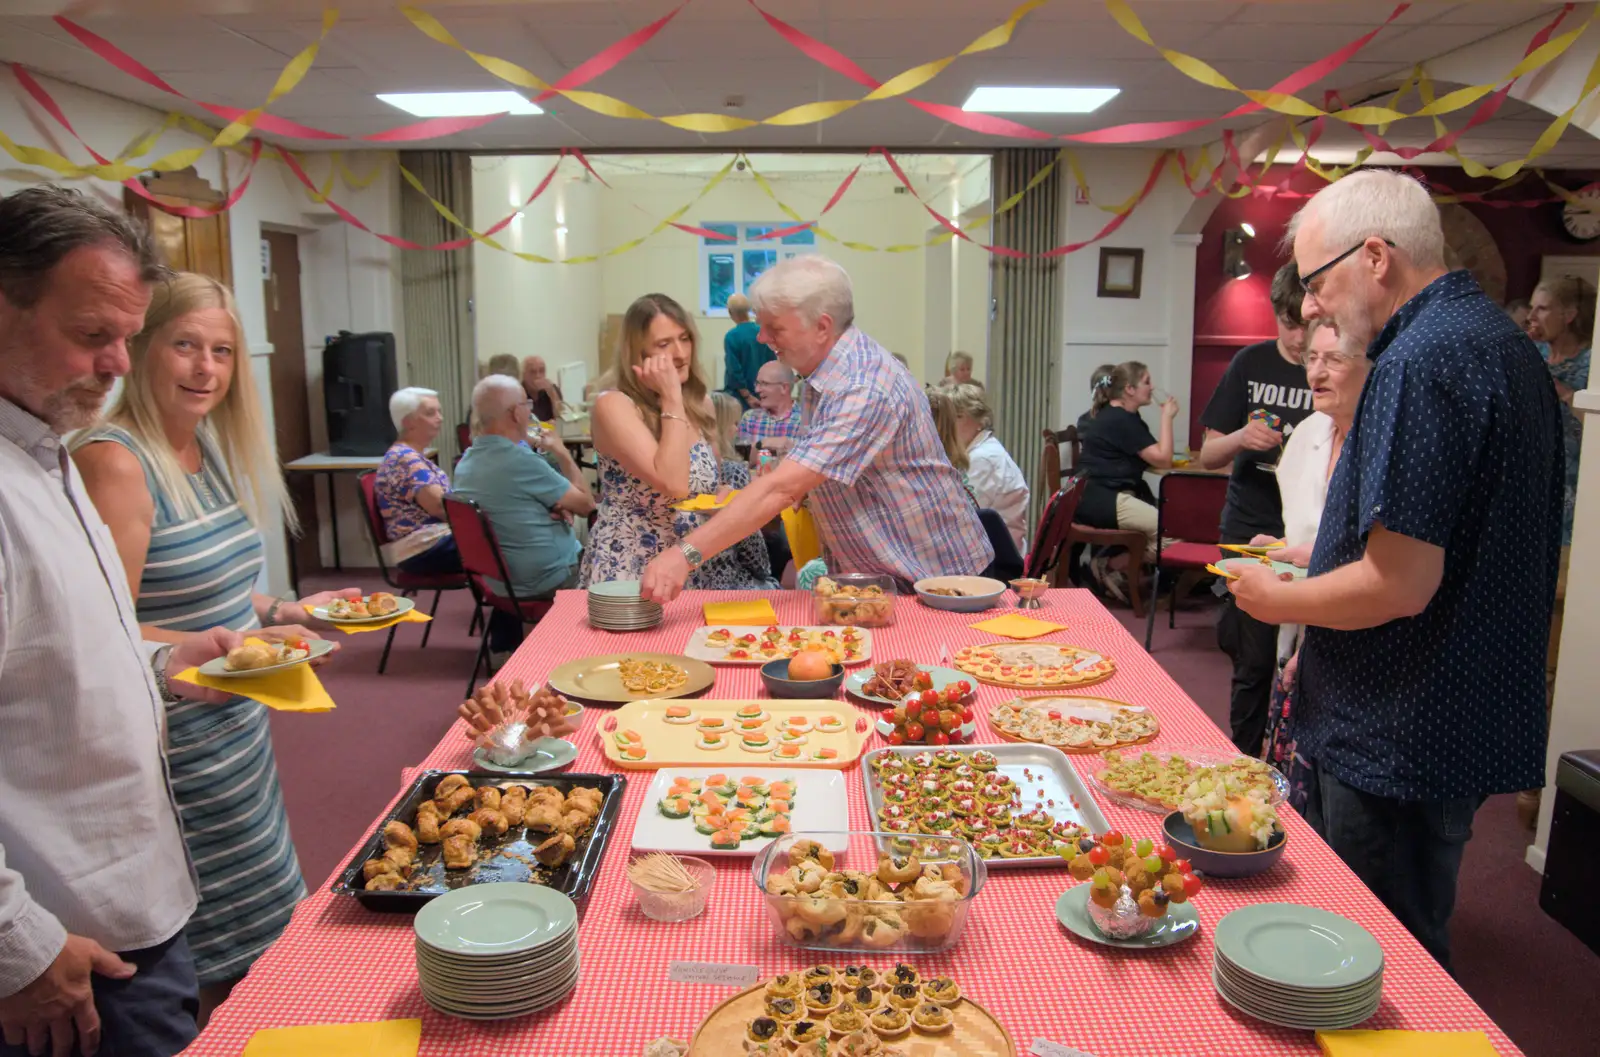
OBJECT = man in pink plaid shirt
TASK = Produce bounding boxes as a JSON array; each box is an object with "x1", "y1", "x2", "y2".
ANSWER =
[{"x1": 641, "y1": 256, "x2": 991, "y2": 602}]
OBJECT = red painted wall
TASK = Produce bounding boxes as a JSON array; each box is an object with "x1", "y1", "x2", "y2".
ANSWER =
[{"x1": 1189, "y1": 165, "x2": 1600, "y2": 441}]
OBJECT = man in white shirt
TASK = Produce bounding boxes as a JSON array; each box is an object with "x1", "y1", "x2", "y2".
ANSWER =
[{"x1": 0, "y1": 186, "x2": 239, "y2": 1057}]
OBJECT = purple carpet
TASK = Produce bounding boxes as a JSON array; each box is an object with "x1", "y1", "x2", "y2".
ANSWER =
[{"x1": 277, "y1": 574, "x2": 1593, "y2": 1056}]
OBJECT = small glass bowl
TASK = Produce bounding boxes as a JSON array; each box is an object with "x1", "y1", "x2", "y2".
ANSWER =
[
  {"x1": 812, "y1": 572, "x2": 896, "y2": 627},
  {"x1": 631, "y1": 856, "x2": 715, "y2": 922}
]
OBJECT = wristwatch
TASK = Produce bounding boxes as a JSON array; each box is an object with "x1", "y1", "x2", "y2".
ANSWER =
[
  {"x1": 678, "y1": 541, "x2": 704, "y2": 571},
  {"x1": 150, "y1": 644, "x2": 178, "y2": 703}
]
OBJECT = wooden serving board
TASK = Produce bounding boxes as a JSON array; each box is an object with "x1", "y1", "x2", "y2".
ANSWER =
[
  {"x1": 953, "y1": 642, "x2": 1116, "y2": 692},
  {"x1": 597, "y1": 699, "x2": 869, "y2": 771},
  {"x1": 989, "y1": 694, "x2": 1160, "y2": 754},
  {"x1": 689, "y1": 978, "x2": 1016, "y2": 1056}
]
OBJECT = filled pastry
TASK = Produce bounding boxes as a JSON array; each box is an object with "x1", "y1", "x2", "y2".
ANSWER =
[
  {"x1": 911, "y1": 1002, "x2": 953, "y2": 1033},
  {"x1": 869, "y1": 1006, "x2": 910, "y2": 1038}
]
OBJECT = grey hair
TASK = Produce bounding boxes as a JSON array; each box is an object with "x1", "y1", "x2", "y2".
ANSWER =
[
  {"x1": 0, "y1": 184, "x2": 166, "y2": 308},
  {"x1": 749, "y1": 255, "x2": 855, "y2": 335},
  {"x1": 388, "y1": 386, "x2": 439, "y2": 431},
  {"x1": 1284, "y1": 170, "x2": 1446, "y2": 271},
  {"x1": 470, "y1": 374, "x2": 522, "y2": 423}
]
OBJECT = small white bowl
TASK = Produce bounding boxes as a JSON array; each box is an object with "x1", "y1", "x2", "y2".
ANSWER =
[{"x1": 913, "y1": 575, "x2": 1007, "y2": 612}]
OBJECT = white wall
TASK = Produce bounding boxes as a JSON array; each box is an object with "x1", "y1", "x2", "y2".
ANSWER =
[
  {"x1": 1056, "y1": 149, "x2": 1200, "y2": 449},
  {"x1": 1, "y1": 69, "x2": 403, "y2": 586}
]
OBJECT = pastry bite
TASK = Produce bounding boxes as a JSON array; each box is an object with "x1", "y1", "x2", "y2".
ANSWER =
[
  {"x1": 911, "y1": 1002, "x2": 953, "y2": 1033},
  {"x1": 364, "y1": 873, "x2": 403, "y2": 891},
  {"x1": 787, "y1": 1019, "x2": 826, "y2": 1045},
  {"x1": 383, "y1": 820, "x2": 418, "y2": 852},
  {"x1": 764, "y1": 996, "x2": 802, "y2": 1023},
  {"x1": 746, "y1": 1017, "x2": 782, "y2": 1045},
  {"x1": 921, "y1": 977, "x2": 961, "y2": 1007},
  {"x1": 414, "y1": 802, "x2": 442, "y2": 844},
  {"x1": 439, "y1": 818, "x2": 482, "y2": 843},
  {"x1": 470, "y1": 808, "x2": 510, "y2": 838},
  {"x1": 474, "y1": 786, "x2": 502, "y2": 812},
  {"x1": 803, "y1": 981, "x2": 841, "y2": 1015},
  {"x1": 886, "y1": 982, "x2": 921, "y2": 1010},
  {"x1": 827, "y1": 1008, "x2": 868, "y2": 1037},
  {"x1": 836, "y1": 1030, "x2": 880, "y2": 1057},
  {"x1": 842, "y1": 984, "x2": 881, "y2": 1013},
  {"x1": 869, "y1": 1006, "x2": 910, "y2": 1038},
  {"x1": 535, "y1": 832, "x2": 576, "y2": 867},
  {"x1": 441, "y1": 834, "x2": 477, "y2": 870},
  {"x1": 766, "y1": 972, "x2": 803, "y2": 999},
  {"x1": 499, "y1": 787, "x2": 527, "y2": 827}
]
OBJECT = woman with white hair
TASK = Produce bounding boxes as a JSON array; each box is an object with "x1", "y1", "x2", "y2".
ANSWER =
[
  {"x1": 945, "y1": 383, "x2": 1029, "y2": 550},
  {"x1": 940, "y1": 350, "x2": 983, "y2": 388},
  {"x1": 375, "y1": 385, "x2": 461, "y2": 574},
  {"x1": 71, "y1": 273, "x2": 352, "y2": 1015}
]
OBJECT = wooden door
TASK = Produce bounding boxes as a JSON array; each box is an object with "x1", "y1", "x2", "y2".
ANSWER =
[
  {"x1": 262, "y1": 230, "x2": 319, "y2": 575},
  {"x1": 123, "y1": 168, "x2": 232, "y2": 284}
]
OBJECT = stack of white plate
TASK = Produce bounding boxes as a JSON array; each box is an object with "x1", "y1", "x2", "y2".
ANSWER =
[
  {"x1": 1212, "y1": 903, "x2": 1384, "y2": 1030},
  {"x1": 587, "y1": 580, "x2": 662, "y2": 631},
  {"x1": 414, "y1": 883, "x2": 580, "y2": 1020}
]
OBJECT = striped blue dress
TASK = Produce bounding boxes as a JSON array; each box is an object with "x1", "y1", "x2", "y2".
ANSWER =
[{"x1": 83, "y1": 425, "x2": 305, "y2": 986}]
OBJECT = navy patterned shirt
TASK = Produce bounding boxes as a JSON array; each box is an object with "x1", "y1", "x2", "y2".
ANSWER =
[{"x1": 1297, "y1": 270, "x2": 1564, "y2": 801}]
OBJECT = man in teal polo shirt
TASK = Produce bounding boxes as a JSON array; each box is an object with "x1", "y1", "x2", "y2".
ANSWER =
[
  {"x1": 453, "y1": 375, "x2": 596, "y2": 662},
  {"x1": 722, "y1": 292, "x2": 776, "y2": 409}
]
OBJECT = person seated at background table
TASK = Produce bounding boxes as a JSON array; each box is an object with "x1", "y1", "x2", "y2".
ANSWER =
[
  {"x1": 375, "y1": 387, "x2": 461, "y2": 576},
  {"x1": 945, "y1": 382, "x2": 1029, "y2": 551},
  {"x1": 1526, "y1": 275, "x2": 1593, "y2": 548},
  {"x1": 71, "y1": 271, "x2": 351, "y2": 1023},
  {"x1": 0, "y1": 184, "x2": 246, "y2": 1057},
  {"x1": 1255, "y1": 317, "x2": 1369, "y2": 809},
  {"x1": 939, "y1": 350, "x2": 983, "y2": 389},
  {"x1": 736, "y1": 360, "x2": 803, "y2": 456},
  {"x1": 721, "y1": 292, "x2": 776, "y2": 410},
  {"x1": 1197, "y1": 261, "x2": 1313, "y2": 758},
  {"x1": 1075, "y1": 361, "x2": 1179, "y2": 602},
  {"x1": 453, "y1": 376, "x2": 595, "y2": 664},
  {"x1": 1231, "y1": 169, "x2": 1563, "y2": 970},
  {"x1": 520, "y1": 354, "x2": 564, "y2": 423},
  {"x1": 638, "y1": 256, "x2": 992, "y2": 602},
  {"x1": 583, "y1": 293, "x2": 776, "y2": 590},
  {"x1": 711, "y1": 392, "x2": 779, "y2": 588}
]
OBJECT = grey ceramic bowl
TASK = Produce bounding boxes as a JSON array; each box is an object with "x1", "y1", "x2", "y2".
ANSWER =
[
  {"x1": 760, "y1": 658, "x2": 845, "y2": 699},
  {"x1": 1162, "y1": 810, "x2": 1287, "y2": 879}
]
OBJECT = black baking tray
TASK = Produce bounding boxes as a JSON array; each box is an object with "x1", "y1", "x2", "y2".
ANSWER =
[{"x1": 330, "y1": 769, "x2": 627, "y2": 912}]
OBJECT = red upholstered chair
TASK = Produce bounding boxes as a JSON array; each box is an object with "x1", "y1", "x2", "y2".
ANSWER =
[
  {"x1": 1143, "y1": 470, "x2": 1230, "y2": 649},
  {"x1": 1039, "y1": 429, "x2": 1146, "y2": 617},
  {"x1": 455, "y1": 423, "x2": 472, "y2": 451},
  {"x1": 356, "y1": 471, "x2": 470, "y2": 674},
  {"x1": 1024, "y1": 476, "x2": 1084, "y2": 585},
  {"x1": 442, "y1": 494, "x2": 554, "y2": 696}
]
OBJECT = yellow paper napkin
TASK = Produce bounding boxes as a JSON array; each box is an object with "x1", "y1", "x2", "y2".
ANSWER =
[
  {"x1": 969, "y1": 613, "x2": 1068, "y2": 639},
  {"x1": 674, "y1": 491, "x2": 738, "y2": 512},
  {"x1": 1316, "y1": 1031, "x2": 1499, "y2": 1057},
  {"x1": 176, "y1": 638, "x2": 336, "y2": 713},
  {"x1": 704, "y1": 598, "x2": 779, "y2": 626},
  {"x1": 243, "y1": 1018, "x2": 421, "y2": 1057},
  {"x1": 333, "y1": 609, "x2": 433, "y2": 635},
  {"x1": 781, "y1": 505, "x2": 821, "y2": 568}
]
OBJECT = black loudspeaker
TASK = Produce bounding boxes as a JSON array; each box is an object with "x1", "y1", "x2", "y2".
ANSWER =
[{"x1": 323, "y1": 331, "x2": 398, "y2": 456}]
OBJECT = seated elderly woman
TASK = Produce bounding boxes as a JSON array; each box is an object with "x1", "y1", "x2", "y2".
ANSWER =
[
  {"x1": 939, "y1": 350, "x2": 983, "y2": 389},
  {"x1": 944, "y1": 383, "x2": 1029, "y2": 551},
  {"x1": 521, "y1": 354, "x2": 565, "y2": 422},
  {"x1": 1256, "y1": 317, "x2": 1370, "y2": 805},
  {"x1": 453, "y1": 376, "x2": 596, "y2": 662},
  {"x1": 376, "y1": 386, "x2": 460, "y2": 575}
]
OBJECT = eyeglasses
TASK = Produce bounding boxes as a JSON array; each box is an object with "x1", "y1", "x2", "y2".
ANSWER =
[{"x1": 1299, "y1": 238, "x2": 1395, "y2": 298}]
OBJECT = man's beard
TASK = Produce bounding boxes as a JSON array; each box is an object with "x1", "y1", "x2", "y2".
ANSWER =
[
  {"x1": 1331, "y1": 305, "x2": 1375, "y2": 358},
  {"x1": 38, "y1": 376, "x2": 113, "y2": 433}
]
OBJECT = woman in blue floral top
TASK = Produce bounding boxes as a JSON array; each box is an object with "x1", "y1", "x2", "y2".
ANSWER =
[
  {"x1": 376, "y1": 387, "x2": 461, "y2": 574},
  {"x1": 1528, "y1": 276, "x2": 1593, "y2": 547}
]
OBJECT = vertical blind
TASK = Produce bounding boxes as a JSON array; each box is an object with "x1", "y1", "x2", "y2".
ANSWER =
[
  {"x1": 988, "y1": 147, "x2": 1063, "y2": 535},
  {"x1": 398, "y1": 150, "x2": 476, "y2": 467}
]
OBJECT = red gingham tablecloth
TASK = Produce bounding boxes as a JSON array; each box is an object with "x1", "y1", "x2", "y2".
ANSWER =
[{"x1": 185, "y1": 589, "x2": 1521, "y2": 1057}]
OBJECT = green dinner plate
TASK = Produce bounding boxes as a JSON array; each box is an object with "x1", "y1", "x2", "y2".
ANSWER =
[
  {"x1": 1215, "y1": 556, "x2": 1306, "y2": 581},
  {"x1": 1054, "y1": 884, "x2": 1199, "y2": 949},
  {"x1": 1213, "y1": 903, "x2": 1384, "y2": 990},
  {"x1": 413, "y1": 882, "x2": 577, "y2": 956},
  {"x1": 844, "y1": 664, "x2": 969, "y2": 708}
]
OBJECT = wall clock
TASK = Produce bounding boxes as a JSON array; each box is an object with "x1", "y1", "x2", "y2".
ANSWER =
[{"x1": 1562, "y1": 188, "x2": 1600, "y2": 242}]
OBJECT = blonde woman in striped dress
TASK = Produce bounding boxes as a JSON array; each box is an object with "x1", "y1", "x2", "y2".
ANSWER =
[{"x1": 72, "y1": 273, "x2": 355, "y2": 1021}]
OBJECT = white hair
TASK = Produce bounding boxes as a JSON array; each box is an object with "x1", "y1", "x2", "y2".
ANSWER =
[
  {"x1": 749, "y1": 255, "x2": 855, "y2": 335},
  {"x1": 1285, "y1": 170, "x2": 1446, "y2": 271},
  {"x1": 471, "y1": 374, "x2": 522, "y2": 423},
  {"x1": 388, "y1": 386, "x2": 438, "y2": 431},
  {"x1": 757, "y1": 360, "x2": 796, "y2": 386}
]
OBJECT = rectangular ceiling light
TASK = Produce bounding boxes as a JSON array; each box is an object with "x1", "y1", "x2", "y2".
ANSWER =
[
  {"x1": 377, "y1": 91, "x2": 542, "y2": 117},
  {"x1": 962, "y1": 86, "x2": 1119, "y2": 114}
]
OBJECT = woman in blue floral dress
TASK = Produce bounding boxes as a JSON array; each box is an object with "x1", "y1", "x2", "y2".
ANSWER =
[{"x1": 581, "y1": 294, "x2": 776, "y2": 589}]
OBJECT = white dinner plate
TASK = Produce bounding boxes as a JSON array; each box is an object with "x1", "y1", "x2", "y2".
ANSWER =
[{"x1": 631, "y1": 768, "x2": 850, "y2": 858}]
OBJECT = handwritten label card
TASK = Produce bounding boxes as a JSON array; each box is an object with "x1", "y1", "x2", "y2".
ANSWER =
[
  {"x1": 668, "y1": 961, "x2": 760, "y2": 987},
  {"x1": 1031, "y1": 1040, "x2": 1097, "y2": 1057}
]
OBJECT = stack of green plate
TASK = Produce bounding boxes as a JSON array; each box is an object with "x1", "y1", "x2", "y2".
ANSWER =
[
  {"x1": 588, "y1": 580, "x2": 662, "y2": 631},
  {"x1": 414, "y1": 883, "x2": 580, "y2": 1020},
  {"x1": 1212, "y1": 903, "x2": 1384, "y2": 1030}
]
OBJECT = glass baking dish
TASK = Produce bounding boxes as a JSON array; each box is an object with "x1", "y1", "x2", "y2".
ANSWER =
[
  {"x1": 750, "y1": 830, "x2": 987, "y2": 954},
  {"x1": 812, "y1": 572, "x2": 896, "y2": 627}
]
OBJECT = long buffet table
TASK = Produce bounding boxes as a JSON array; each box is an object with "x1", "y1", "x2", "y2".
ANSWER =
[{"x1": 187, "y1": 589, "x2": 1521, "y2": 1056}]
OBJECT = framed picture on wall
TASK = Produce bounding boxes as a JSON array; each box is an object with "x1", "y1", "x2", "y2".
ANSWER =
[{"x1": 1097, "y1": 247, "x2": 1144, "y2": 298}]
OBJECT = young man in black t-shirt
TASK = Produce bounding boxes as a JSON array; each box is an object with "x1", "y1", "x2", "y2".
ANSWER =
[{"x1": 1199, "y1": 262, "x2": 1313, "y2": 755}]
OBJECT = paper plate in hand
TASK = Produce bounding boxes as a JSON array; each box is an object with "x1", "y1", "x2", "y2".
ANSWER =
[
  {"x1": 684, "y1": 625, "x2": 873, "y2": 666},
  {"x1": 1211, "y1": 556, "x2": 1305, "y2": 581},
  {"x1": 951, "y1": 642, "x2": 1116, "y2": 690},
  {"x1": 199, "y1": 637, "x2": 335, "y2": 678},
  {"x1": 546, "y1": 652, "x2": 715, "y2": 704},
  {"x1": 310, "y1": 595, "x2": 416, "y2": 623}
]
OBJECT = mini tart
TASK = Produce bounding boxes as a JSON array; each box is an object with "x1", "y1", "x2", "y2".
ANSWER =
[
  {"x1": 873, "y1": 754, "x2": 909, "y2": 773},
  {"x1": 842, "y1": 984, "x2": 881, "y2": 1012},
  {"x1": 869, "y1": 1007, "x2": 911, "y2": 1038},
  {"x1": 921, "y1": 977, "x2": 961, "y2": 1007},
  {"x1": 804, "y1": 981, "x2": 841, "y2": 1014},
  {"x1": 882, "y1": 771, "x2": 916, "y2": 790},
  {"x1": 933, "y1": 748, "x2": 964, "y2": 768},
  {"x1": 882, "y1": 785, "x2": 914, "y2": 805},
  {"x1": 911, "y1": 1002, "x2": 954, "y2": 1033},
  {"x1": 947, "y1": 779, "x2": 977, "y2": 796},
  {"x1": 784, "y1": 717, "x2": 814, "y2": 734},
  {"x1": 827, "y1": 1008, "x2": 869, "y2": 1037},
  {"x1": 663, "y1": 705, "x2": 697, "y2": 724},
  {"x1": 887, "y1": 962, "x2": 921, "y2": 988},
  {"x1": 746, "y1": 1016, "x2": 783, "y2": 1044},
  {"x1": 886, "y1": 983, "x2": 921, "y2": 1010},
  {"x1": 764, "y1": 996, "x2": 803, "y2": 1023},
  {"x1": 736, "y1": 705, "x2": 770, "y2": 722},
  {"x1": 696, "y1": 734, "x2": 726, "y2": 750},
  {"x1": 787, "y1": 1020, "x2": 827, "y2": 1045},
  {"x1": 998, "y1": 838, "x2": 1037, "y2": 858},
  {"x1": 766, "y1": 973, "x2": 803, "y2": 998},
  {"x1": 950, "y1": 763, "x2": 978, "y2": 781},
  {"x1": 802, "y1": 965, "x2": 836, "y2": 987},
  {"x1": 916, "y1": 777, "x2": 947, "y2": 798},
  {"x1": 815, "y1": 716, "x2": 846, "y2": 733},
  {"x1": 909, "y1": 751, "x2": 937, "y2": 769},
  {"x1": 1015, "y1": 809, "x2": 1052, "y2": 829},
  {"x1": 986, "y1": 772, "x2": 1016, "y2": 790},
  {"x1": 697, "y1": 717, "x2": 730, "y2": 732}
]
